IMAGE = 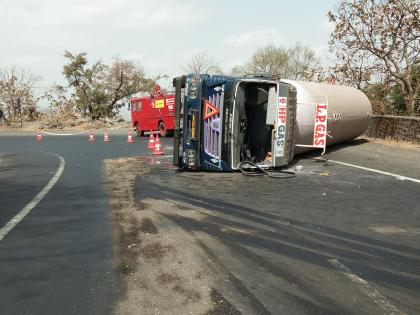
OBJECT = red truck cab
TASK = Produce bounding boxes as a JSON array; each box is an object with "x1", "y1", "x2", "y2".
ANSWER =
[{"x1": 130, "y1": 86, "x2": 175, "y2": 137}]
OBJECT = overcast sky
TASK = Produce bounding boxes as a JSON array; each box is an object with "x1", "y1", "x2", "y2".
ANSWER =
[{"x1": 0, "y1": 0, "x2": 337, "y2": 92}]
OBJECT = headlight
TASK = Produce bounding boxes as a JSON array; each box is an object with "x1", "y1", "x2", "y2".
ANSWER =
[
  {"x1": 186, "y1": 149, "x2": 196, "y2": 166},
  {"x1": 188, "y1": 81, "x2": 198, "y2": 99}
]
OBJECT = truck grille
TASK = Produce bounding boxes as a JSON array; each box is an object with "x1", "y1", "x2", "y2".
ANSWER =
[{"x1": 204, "y1": 86, "x2": 224, "y2": 159}]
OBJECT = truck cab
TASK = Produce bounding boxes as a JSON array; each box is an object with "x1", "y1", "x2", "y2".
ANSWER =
[{"x1": 172, "y1": 74, "x2": 297, "y2": 171}]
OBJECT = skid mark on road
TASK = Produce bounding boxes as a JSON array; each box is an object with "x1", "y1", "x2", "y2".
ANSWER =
[
  {"x1": 0, "y1": 151, "x2": 65, "y2": 241},
  {"x1": 328, "y1": 259, "x2": 406, "y2": 315},
  {"x1": 316, "y1": 158, "x2": 420, "y2": 184}
]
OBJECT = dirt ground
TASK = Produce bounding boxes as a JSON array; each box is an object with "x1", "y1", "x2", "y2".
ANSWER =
[
  {"x1": 104, "y1": 157, "x2": 244, "y2": 315},
  {"x1": 0, "y1": 120, "x2": 131, "y2": 132},
  {"x1": 361, "y1": 136, "x2": 420, "y2": 151}
]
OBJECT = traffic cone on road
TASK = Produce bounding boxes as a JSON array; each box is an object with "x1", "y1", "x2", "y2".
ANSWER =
[
  {"x1": 89, "y1": 129, "x2": 95, "y2": 143},
  {"x1": 126, "y1": 129, "x2": 135, "y2": 143},
  {"x1": 104, "y1": 130, "x2": 111, "y2": 143},
  {"x1": 147, "y1": 131, "x2": 155, "y2": 150},
  {"x1": 153, "y1": 134, "x2": 164, "y2": 155},
  {"x1": 36, "y1": 128, "x2": 43, "y2": 142}
]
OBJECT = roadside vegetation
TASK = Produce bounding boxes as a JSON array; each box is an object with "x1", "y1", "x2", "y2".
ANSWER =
[{"x1": 0, "y1": 0, "x2": 418, "y2": 129}]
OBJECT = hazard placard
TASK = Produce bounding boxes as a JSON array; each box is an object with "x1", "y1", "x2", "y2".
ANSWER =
[
  {"x1": 204, "y1": 101, "x2": 220, "y2": 120},
  {"x1": 154, "y1": 99, "x2": 165, "y2": 109}
]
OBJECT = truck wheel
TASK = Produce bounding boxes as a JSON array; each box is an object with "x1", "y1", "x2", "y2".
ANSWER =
[
  {"x1": 159, "y1": 122, "x2": 167, "y2": 137},
  {"x1": 135, "y1": 124, "x2": 144, "y2": 136}
]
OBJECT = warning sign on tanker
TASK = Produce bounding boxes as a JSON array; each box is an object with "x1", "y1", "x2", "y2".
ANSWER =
[
  {"x1": 313, "y1": 103, "x2": 328, "y2": 148},
  {"x1": 154, "y1": 99, "x2": 165, "y2": 109}
]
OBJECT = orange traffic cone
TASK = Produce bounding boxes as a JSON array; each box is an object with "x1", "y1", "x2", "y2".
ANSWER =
[
  {"x1": 153, "y1": 133, "x2": 164, "y2": 155},
  {"x1": 36, "y1": 128, "x2": 43, "y2": 142},
  {"x1": 89, "y1": 129, "x2": 95, "y2": 143},
  {"x1": 126, "y1": 129, "x2": 135, "y2": 143},
  {"x1": 147, "y1": 131, "x2": 155, "y2": 150},
  {"x1": 104, "y1": 130, "x2": 111, "y2": 143}
]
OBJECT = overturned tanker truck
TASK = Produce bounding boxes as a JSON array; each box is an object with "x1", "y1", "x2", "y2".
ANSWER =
[{"x1": 172, "y1": 74, "x2": 372, "y2": 171}]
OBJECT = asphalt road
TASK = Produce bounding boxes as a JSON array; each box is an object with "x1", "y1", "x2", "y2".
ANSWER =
[
  {"x1": 0, "y1": 132, "x2": 419, "y2": 314},
  {"x1": 136, "y1": 139, "x2": 420, "y2": 315},
  {"x1": 0, "y1": 131, "x2": 173, "y2": 315}
]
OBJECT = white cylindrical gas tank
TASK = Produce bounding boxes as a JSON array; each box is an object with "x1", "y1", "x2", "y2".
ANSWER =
[{"x1": 280, "y1": 79, "x2": 372, "y2": 154}]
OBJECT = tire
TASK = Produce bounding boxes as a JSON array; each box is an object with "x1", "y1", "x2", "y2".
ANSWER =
[
  {"x1": 158, "y1": 121, "x2": 167, "y2": 137},
  {"x1": 135, "y1": 124, "x2": 144, "y2": 137}
]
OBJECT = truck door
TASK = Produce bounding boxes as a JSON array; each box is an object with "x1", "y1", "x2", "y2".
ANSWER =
[{"x1": 271, "y1": 82, "x2": 297, "y2": 167}]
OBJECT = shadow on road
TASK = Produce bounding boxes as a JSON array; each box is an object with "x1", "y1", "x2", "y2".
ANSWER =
[{"x1": 136, "y1": 170, "x2": 420, "y2": 314}]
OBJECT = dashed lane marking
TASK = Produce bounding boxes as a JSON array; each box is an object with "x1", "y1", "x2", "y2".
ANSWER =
[
  {"x1": 315, "y1": 157, "x2": 420, "y2": 184},
  {"x1": 0, "y1": 151, "x2": 65, "y2": 241}
]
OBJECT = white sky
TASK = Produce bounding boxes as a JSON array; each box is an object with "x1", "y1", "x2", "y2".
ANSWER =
[{"x1": 0, "y1": 0, "x2": 337, "y2": 93}]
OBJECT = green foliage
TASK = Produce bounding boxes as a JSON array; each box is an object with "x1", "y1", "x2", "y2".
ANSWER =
[
  {"x1": 363, "y1": 64, "x2": 420, "y2": 115},
  {"x1": 63, "y1": 51, "x2": 156, "y2": 121}
]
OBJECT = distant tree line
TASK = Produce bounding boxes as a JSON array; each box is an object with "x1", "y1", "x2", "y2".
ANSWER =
[{"x1": 0, "y1": 0, "x2": 418, "y2": 123}]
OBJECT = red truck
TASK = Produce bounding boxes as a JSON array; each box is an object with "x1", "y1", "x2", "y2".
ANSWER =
[{"x1": 130, "y1": 85, "x2": 175, "y2": 137}]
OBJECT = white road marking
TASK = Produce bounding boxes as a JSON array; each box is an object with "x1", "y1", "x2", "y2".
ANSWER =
[
  {"x1": 0, "y1": 151, "x2": 65, "y2": 241},
  {"x1": 41, "y1": 130, "x2": 87, "y2": 136},
  {"x1": 328, "y1": 259, "x2": 405, "y2": 315},
  {"x1": 315, "y1": 157, "x2": 420, "y2": 184}
]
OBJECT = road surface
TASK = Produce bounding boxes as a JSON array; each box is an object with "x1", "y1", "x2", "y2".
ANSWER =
[
  {"x1": 0, "y1": 132, "x2": 419, "y2": 314},
  {"x1": 0, "y1": 131, "x2": 172, "y2": 315}
]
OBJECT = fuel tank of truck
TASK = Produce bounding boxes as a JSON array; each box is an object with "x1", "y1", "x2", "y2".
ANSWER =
[{"x1": 280, "y1": 79, "x2": 372, "y2": 154}]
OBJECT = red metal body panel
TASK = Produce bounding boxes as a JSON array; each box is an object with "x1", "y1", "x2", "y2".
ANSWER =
[{"x1": 130, "y1": 94, "x2": 175, "y2": 133}]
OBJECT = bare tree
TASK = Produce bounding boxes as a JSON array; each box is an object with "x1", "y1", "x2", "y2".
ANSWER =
[
  {"x1": 328, "y1": 0, "x2": 420, "y2": 114},
  {"x1": 181, "y1": 52, "x2": 222, "y2": 75},
  {"x1": 230, "y1": 43, "x2": 321, "y2": 81},
  {"x1": 285, "y1": 42, "x2": 322, "y2": 81},
  {"x1": 43, "y1": 84, "x2": 77, "y2": 128},
  {"x1": 237, "y1": 44, "x2": 289, "y2": 77},
  {"x1": 0, "y1": 65, "x2": 41, "y2": 122},
  {"x1": 330, "y1": 49, "x2": 376, "y2": 89}
]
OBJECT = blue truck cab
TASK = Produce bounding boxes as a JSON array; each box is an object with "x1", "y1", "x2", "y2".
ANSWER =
[{"x1": 172, "y1": 74, "x2": 297, "y2": 171}]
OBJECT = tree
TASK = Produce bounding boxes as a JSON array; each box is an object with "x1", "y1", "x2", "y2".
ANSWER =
[
  {"x1": 63, "y1": 51, "x2": 156, "y2": 121},
  {"x1": 230, "y1": 43, "x2": 321, "y2": 81},
  {"x1": 232, "y1": 45, "x2": 288, "y2": 77},
  {"x1": 181, "y1": 52, "x2": 222, "y2": 75},
  {"x1": 330, "y1": 49, "x2": 375, "y2": 89},
  {"x1": 388, "y1": 64, "x2": 420, "y2": 114},
  {"x1": 285, "y1": 42, "x2": 322, "y2": 81},
  {"x1": 0, "y1": 65, "x2": 41, "y2": 122},
  {"x1": 43, "y1": 84, "x2": 77, "y2": 128},
  {"x1": 328, "y1": 0, "x2": 420, "y2": 115}
]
